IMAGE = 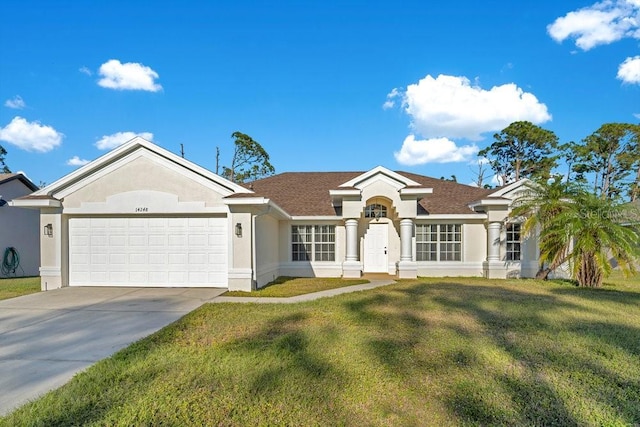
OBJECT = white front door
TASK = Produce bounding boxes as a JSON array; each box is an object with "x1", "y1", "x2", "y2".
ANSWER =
[{"x1": 363, "y1": 223, "x2": 388, "y2": 273}]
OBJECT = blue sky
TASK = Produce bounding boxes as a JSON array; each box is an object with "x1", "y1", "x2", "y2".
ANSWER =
[{"x1": 1, "y1": 0, "x2": 638, "y2": 186}]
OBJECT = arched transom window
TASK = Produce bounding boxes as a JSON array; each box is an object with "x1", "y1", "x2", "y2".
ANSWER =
[{"x1": 364, "y1": 203, "x2": 387, "y2": 219}]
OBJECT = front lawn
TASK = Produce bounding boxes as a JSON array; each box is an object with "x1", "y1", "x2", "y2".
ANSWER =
[
  {"x1": 0, "y1": 276, "x2": 40, "y2": 300},
  {"x1": 223, "y1": 276, "x2": 369, "y2": 297},
  {"x1": 2, "y1": 276, "x2": 639, "y2": 426}
]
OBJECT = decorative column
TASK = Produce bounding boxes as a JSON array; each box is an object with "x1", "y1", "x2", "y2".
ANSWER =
[
  {"x1": 345, "y1": 219, "x2": 358, "y2": 262},
  {"x1": 483, "y1": 220, "x2": 505, "y2": 278},
  {"x1": 487, "y1": 221, "x2": 501, "y2": 261},
  {"x1": 400, "y1": 218, "x2": 413, "y2": 261},
  {"x1": 342, "y1": 218, "x2": 362, "y2": 277},
  {"x1": 397, "y1": 218, "x2": 418, "y2": 279}
]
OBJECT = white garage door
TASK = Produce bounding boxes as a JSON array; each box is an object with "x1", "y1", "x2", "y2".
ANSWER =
[{"x1": 69, "y1": 217, "x2": 228, "y2": 287}]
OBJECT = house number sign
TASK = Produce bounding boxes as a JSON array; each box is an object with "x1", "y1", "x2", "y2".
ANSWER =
[{"x1": 135, "y1": 207, "x2": 149, "y2": 212}]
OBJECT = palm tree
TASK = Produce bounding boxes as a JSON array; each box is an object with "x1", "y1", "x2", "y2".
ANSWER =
[
  {"x1": 512, "y1": 178, "x2": 640, "y2": 286},
  {"x1": 551, "y1": 191, "x2": 639, "y2": 287},
  {"x1": 510, "y1": 177, "x2": 579, "y2": 279}
]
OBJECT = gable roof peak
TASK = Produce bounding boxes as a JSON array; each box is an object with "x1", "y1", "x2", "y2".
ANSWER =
[
  {"x1": 33, "y1": 136, "x2": 252, "y2": 198},
  {"x1": 338, "y1": 166, "x2": 422, "y2": 188}
]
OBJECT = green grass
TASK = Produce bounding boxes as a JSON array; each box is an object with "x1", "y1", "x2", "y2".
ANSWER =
[
  {"x1": 2, "y1": 275, "x2": 640, "y2": 426},
  {"x1": 223, "y1": 276, "x2": 369, "y2": 297},
  {"x1": 0, "y1": 276, "x2": 40, "y2": 300}
]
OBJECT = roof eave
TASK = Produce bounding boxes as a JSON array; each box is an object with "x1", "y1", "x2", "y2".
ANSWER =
[{"x1": 10, "y1": 198, "x2": 62, "y2": 209}]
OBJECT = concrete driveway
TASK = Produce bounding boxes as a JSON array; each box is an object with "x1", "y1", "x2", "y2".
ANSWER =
[{"x1": 0, "y1": 287, "x2": 226, "y2": 416}]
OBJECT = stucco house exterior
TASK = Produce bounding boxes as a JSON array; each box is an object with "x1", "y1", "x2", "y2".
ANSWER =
[
  {"x1": 12, "y1": 137, "x2": 538, "y2": 292},
  {"x1": 0, "y1": 173, "x2": 40, "y2": 277}
]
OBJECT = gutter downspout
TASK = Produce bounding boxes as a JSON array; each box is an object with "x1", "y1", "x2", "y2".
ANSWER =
[{"x1": 251, "y1": 205, "x2": 271, "y2": 290}]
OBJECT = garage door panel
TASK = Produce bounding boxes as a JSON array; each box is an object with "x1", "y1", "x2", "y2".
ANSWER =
[
  {"x1": 91, "y1": 254, "x2": 108, "y2": 264},
  {"x1": 149, "y1": 253, "x2": 167, "y2": 264},
  {"x1": 69, "y1": 217, "x2": 228, "y2": 288}
]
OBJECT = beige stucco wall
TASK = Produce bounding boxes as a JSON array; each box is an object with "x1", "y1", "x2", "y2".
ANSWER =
[
  {"x1": 255, "y1": 214, "x2": 280, "y2": 287},
  {"x1": 64, "y1": 156, "x2": 228, "y2": 208},
  {"x1": 0, "y1": 179, "x2": 40, "y2": 277},
  {"x1": 228, "y1": 212, "x2": 252, "y2": 291},
  {"x1": 342, "y1": 179, "x2": 418, "y2": 220}
]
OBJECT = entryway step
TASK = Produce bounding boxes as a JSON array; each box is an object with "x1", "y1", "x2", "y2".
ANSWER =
[{"x1": 359, "y1": 273, "x2": 397, "y2": 280}]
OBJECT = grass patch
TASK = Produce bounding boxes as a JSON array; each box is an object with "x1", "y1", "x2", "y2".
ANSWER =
[
  {"x1": 2, "y1": 276, "x2": 640, "y2": 426},
  {"x1": 0, "y1": 276, "x2": 40, "y2": 300},
  {"x1": 223, "y1": 276, "x2": 369, "y2": 297}
]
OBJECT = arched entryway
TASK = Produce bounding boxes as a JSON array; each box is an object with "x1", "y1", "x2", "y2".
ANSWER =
[{"x1": 362, "y1": 197, "x2": 395, "y2": 274}]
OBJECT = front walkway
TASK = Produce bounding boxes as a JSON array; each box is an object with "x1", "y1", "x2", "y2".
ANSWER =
[{"x1": 213, "y1": 279, "x2": 396, "y2": 304}]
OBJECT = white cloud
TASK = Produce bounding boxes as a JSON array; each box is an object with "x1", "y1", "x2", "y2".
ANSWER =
[
  {"x1": 547, "y1": 0, "x2": 640, "y2": 50},
  {"x1": 4, "y1": 95, "x2": 26, "y2": 109},
  {"x1": 394, "y1": 135, "x2": 479, "y2": 165},
  {"x1": 66, "y1": 156, "x2": 90, "y2": 166},
  {"x1": 79, "y1": 66, "x2": 92, "y2": 76},
  {"x1": 399, "y1": 74, "x2": 551, "y2": 141},
  {"x1": 617, "y1": 55, "x2": 640, "y2": 83},
  {"x1": 97, "y1": 59, "x2": 162, "y2": 92},
  {"x1": 382, "y1": 88, "x2": 400, "y2": 109},
  {"x1": 634, "y1": 112, "x2": 640, "y2": 119},
  {"x1": 0, "y1": 116, "x2": 63, "y2": 152},
  {"x1": 95, "y1": 131, "x2": 154, "y2": 150}
]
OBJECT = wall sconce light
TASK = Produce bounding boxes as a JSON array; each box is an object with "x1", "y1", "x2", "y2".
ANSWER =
[
  {"x1": 235, "y1": 222, "x2": 242, "y2": 237},
  {"x1": 44, "y1": 223, "x2": 53, "y2": 237}
]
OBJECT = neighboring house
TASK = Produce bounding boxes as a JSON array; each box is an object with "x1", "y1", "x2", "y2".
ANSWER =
[
  {"x1": 13, "y1": 137, "x2": 539, "y2": 292},
  {"x1": 0, "y1": 173, "x2": 40, "y2": 277}
]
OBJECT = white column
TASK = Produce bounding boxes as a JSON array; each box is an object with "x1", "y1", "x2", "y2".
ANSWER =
[
  {"x1": 487, "y1": 221, "x2": 501, "y2": 261},
  {"x1": 400, "y1": 218, "x2": 414, "y2": 261},
  {"x1": 342, "y1": 218, "x2": 362, "y2": 278},
  {"x1": 397, "y1": 218, "x2": 417, "y2": 279},
  {"x1": 345, "y1": 219, "x2": 358, "y2": 262}
]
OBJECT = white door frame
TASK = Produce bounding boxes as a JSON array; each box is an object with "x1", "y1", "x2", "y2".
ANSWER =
[{"x1": 363, "y1": 222, "x2": 389, "y2": 273}]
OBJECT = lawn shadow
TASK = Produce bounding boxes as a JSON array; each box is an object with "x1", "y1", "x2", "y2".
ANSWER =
[
  {"x1": 216, "y1": 311, "x2": 352, "y2": 424},
  {"x1": 343, "y1": 279, "x2": 640, "y2": 425}
]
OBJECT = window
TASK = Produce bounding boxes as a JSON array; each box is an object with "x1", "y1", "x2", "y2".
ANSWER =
[
  {"x1": 364, "y1": 204, "x2": 387, "y2": 218},
  {"x1": 416, "y1": 224, "x2": 461, "y2": 261},
  {"x1": 416, "y1": 224, "x2": 437, "y2": 261},
  {"x1": 506, "y1": 223, "x2": 521, "y2": 261},
  {"x1": 292, "y1": 225, "x2": 335, "y2": 261},
  {"x1": 292, "y1": 225, "x2": 312, "y2": 261}
]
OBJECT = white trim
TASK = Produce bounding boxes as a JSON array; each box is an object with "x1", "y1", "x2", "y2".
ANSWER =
[
  {"x1": 10, "y1": 198, "x2": 62, "y2": 208},
  {"x1": 486, "y1": 179, "x2": 529, "y2": 198},
  {"x1": 468, "y1": 198, "x2": 512, "y2": 209},
  {"x1": 416, "y1": 213, "x2": 486, "y2": 220},
  {"x1": 224, "y1": 198, "x2": 290, "y2": 219},
  {"x1": 224, "y1": 197, "x2": 270, "y2": 205},
  {"x1": 228, "y1": 268, "x2": 253, "y2": 279},
  {"x1": 399, "y1": 188, "x2": 433, "y2": 196},
  {"x1": 329, "y1": 189, "x2": 361, "y2": 196},
  {"x1": 290, "y1": 216, "x2": 342, "y2": 220},
  {"x1": 339, "y1": 166, "x2": 422, "y2": 188},
  {"x1": 39, "y1": 267, "x2": 62, "y2": 275}
]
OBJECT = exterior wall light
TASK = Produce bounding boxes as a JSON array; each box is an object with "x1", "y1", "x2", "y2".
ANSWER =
[
  {"x1": 44, "y1": 223, "x2": 53, "y2": 237},
  {"x1": 235, "y1": 222, "x2": 242, "y2": 237}
]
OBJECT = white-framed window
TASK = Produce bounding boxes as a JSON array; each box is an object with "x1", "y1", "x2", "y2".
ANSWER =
[
  {"x1": 416, "y1": 224, "x2": 462, "y2": 261},
  {"x1": 364, "y1": 204, "x2": 387, "y2": 218},
  {"x1": 506, "y1": 223, "x2": 521, "y2": 261},
  {"x1": 291, "y1": 225, "x2": 335, "y2": 262},
  {"x1": 416, "y1": 224, "x2": 437, "y2": 261}
]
